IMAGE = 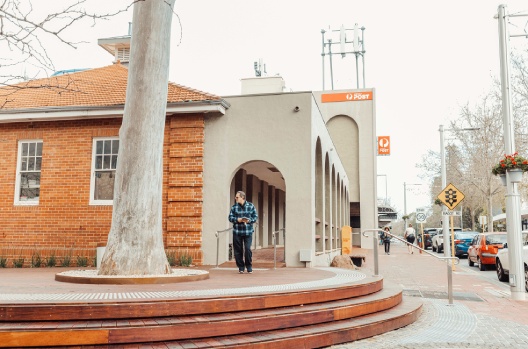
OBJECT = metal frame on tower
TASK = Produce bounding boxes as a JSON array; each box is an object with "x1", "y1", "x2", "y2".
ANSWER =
[{"x1": 321, "y1": 24, "x2": 366, "y2": 90}]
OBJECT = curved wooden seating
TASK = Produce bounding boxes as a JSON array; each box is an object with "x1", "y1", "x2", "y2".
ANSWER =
[{"x1": 0, "y1": 270, "x2": 422, "y2": 348}]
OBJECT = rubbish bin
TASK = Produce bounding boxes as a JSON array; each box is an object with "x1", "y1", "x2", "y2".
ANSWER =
[{"x1": 96, "y1": 242, "x2": 106, "y2": 268}]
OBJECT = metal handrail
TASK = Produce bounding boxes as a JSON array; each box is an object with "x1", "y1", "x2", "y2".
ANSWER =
[
  {"x1": 215, "y1": 227, "x2": 233, "y2": 268},
  {"x1": 215, "y1": 223, "x2": 259, "y2": 268},
  {"x1": 362, "y1": 228, "x2": 459, "y2": 305},
  {"x1": 272, "y1": 228, "x2": 286, "y2": 269},
  {"x1": 362, "y1": 229, "x2": 460, "y2": 276}
]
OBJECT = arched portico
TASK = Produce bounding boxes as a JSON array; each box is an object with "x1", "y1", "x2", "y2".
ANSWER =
[{"x1": 230, "y1": 160, "x2": 286, "y2": 251}]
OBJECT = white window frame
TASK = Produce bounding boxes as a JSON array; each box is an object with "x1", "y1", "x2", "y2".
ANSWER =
[
  {"x1": 14, "y1": 140, "x2": 43, "y2": 206},
  {"x1": 89, "y1": 137, "x2": 119, "y2": 205}
]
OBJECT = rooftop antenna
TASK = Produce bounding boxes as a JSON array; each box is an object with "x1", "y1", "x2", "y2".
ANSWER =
[
  {"x1": 253, "y1": 58, "x2": 267, "y2": 77},
  {"x1": 321, "y1": 24, "x2": 366, "y2": 90}
]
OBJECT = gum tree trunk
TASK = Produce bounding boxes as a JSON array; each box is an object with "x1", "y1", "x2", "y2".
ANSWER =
[{"x1": 99, "y1": 0, "x2": 175, "y2": 275}]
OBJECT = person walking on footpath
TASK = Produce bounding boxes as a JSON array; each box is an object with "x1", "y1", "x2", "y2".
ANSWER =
[
  {"x1": 404, "y1": 223, "x2": 416, "y2": 254},
  {"x1": 382, "y1": 226, "x2": 391, "y2": 255},
  {"x1": 228, "y1": 191, "x2": 258, "y2": 274}
]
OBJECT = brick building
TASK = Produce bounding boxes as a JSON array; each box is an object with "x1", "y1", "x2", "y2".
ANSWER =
[
  {"x1": 0, "y1": 35, "x2": 378, "y2": 269},
  {"x1": 0, "y1": 63, "x2": 227, "y2": 267}
]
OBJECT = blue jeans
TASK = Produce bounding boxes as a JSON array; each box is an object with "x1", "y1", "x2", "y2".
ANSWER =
[{"x1": 233, "y1": 233, "x2": 253, "y2": 272}]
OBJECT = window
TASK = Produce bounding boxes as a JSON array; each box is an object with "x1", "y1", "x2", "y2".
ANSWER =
[
  {"x1": 90, "y1": 138, "x2": 119, "y2": 205},
  {"x1": 15, "y1": 140, "x2": 43, "y2": 205}
]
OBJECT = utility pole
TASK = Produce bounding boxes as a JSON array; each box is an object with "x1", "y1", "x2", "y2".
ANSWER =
[{"x1": 497, "y1": 4, "x2": 526, "y2": 301}]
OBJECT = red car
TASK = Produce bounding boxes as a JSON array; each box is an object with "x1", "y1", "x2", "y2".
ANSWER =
[{"x1": 467, "y1": 232, "x2": 508, "y2": 271}]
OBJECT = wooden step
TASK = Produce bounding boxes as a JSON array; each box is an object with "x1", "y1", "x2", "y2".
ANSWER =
[
  {"x1": 0, "y1": 285, "x2": 403, "y2": 347},
  {"x1": 6, "y1": 297, "x2": 420, "y2": 348},
  {"x1": 0, "y1": 277, "x2": 383, "y2": 322},
  {"x1": 142, "y1": 298, "x2": 423, "y2": 349}
]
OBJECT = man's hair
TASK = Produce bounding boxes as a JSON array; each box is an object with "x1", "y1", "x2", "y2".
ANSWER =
[{"x1": 236, "y1": 191, "x2": 246, "y2": 199}]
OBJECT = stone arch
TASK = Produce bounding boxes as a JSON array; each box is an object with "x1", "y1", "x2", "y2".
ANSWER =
[
  {"x1": 230, "y1": 160, "x2": 286, "y2": 251},
  {"x1": 326, "y1": 115, "x2": 359, "y2": 202},
  {"x1": 315, "y1": 138, "x2": 324, "y2": 252}
]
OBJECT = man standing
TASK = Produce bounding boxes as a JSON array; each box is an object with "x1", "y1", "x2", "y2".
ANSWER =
[{"x1": 228, "y1": 191, "x2": 258, "y2": 274}]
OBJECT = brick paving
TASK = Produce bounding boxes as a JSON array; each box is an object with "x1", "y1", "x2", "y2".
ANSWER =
[
  {"x1": 328, "y1": 242, "x2": 528, "y2": 349},
  {"x1": 1, "y1": 244, "x2": 527, "y2": 348}
]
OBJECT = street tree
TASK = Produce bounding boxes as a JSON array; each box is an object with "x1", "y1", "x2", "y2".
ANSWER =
[
  {"x1": 449, "y1": 94, "x2": 504, "y2": 232},
  {"x1": 99, "y1": 0, "x2": 176, "y2": 275},
  {"x1": 0, "y1": 0, "x2": 132, "y2": 85}
]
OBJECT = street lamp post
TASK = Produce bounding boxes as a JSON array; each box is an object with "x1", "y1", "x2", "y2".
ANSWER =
[
  {"x1": 497, "y1": 4, "x2": 526, "y2": 301},
  {"x1": 378, "y1": 174, "x2": 387, "y2": 206},
  {"x1": 439, "y1": 124, "x2": 480, "y2": 304},
  {"x1": 403, "y1": 182, "x2": 421, "y2": 228}
]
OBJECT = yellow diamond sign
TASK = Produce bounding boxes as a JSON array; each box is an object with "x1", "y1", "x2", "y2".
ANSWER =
[{"x1": 437, "y1": 183, "x2": 465, "y2": 210}]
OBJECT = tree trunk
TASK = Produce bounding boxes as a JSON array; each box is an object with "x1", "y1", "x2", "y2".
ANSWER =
[
  {"x1": 487, "y1": 194, "x2": 493, "y2": 233},
  {"x1": 99, "y1": 0, "x2": 175, "y2": 275}
]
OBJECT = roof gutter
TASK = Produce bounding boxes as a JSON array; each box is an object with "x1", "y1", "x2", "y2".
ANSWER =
[{"x1": 0, "y1": 100, "x2": 229, "y2": 124}]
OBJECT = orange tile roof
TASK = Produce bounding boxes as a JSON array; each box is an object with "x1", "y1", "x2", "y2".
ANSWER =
[{"x1": 0, "y1": 63, "x2": 221, "y2": 110}]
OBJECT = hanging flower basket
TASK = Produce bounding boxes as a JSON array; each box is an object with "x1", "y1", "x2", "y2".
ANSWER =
[
  {"x1": 492, "y1": 153, "x2": 528, "y2": 179},
  {"x1": 499, "y1": 174, "x2": 507, "y2": 186}
]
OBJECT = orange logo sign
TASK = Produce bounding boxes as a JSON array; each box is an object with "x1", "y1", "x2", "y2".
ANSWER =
[
  {"x1": 378, "y1": 136, "x2": 390, "y2": 156},
  {"x1": 321, "y1": 91, "x2": 373, "y2": 103}
]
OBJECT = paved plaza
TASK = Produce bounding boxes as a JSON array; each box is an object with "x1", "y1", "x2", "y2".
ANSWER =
[
  {"x1": 330, "y1": 241, "x2": 528, "y2": 349},
  {"x1": 1, "y1": 241, "x2": 527, "y2": 348}
]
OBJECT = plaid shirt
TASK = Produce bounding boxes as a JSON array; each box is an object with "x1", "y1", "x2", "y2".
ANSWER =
[{"x1": 228, "y1": 201, "x2": 258, "y2": 235}]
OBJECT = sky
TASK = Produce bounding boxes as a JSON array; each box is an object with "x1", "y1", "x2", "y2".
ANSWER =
[{"x1": 15, "y1": 0, "x2": 528, "y2": 218}]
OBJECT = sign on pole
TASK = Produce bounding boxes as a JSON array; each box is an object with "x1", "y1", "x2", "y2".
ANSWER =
[
  {"x1": 437, "y1": 183, "x2": 465, "y2": 211},
  {"x1": 377, "y1": 136, "x2": 390, "y2": 156},
  {"x1": 416, "y1": 207, "x2": 427, "y2": 224},
  {"x1": 442, "y1": 211, "x2": 462, "y2": 216}
]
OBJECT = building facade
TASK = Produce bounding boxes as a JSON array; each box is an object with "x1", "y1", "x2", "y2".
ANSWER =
[{"x1": 0, "y1": 40, "x2": 378, "y2": 268}]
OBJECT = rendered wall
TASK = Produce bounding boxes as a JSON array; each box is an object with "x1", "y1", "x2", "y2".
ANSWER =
[{"x1": 202, "y1": 92, "x2": 350, "y2": 267}]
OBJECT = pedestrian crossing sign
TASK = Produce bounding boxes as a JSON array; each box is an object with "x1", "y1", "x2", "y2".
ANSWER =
[{"x1": 437, "y1": 183, "x2": 465, "y2": 211}]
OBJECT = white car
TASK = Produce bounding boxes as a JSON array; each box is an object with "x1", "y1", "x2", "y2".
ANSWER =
[
  {"x1": 432, "y1": 234, "x2": 443, "y2": 252},
  {"x1": 495, "y1": 232, "x2": 528, "y2": 291},
  {"x1": 432, "y1": 227, "x2": 462, "y2": 253}
]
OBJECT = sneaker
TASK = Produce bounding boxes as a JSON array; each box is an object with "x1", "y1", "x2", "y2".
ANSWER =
[
  {"x1": 247, "y1": 270, "x2": 253, "y2": 274},
  {"x1": 239, "y1": 270, "x2": 244, "y2": 274}
]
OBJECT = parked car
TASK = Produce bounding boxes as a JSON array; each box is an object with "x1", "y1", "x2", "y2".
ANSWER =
[
  {"x1": 453, "y1": 231, "x2": 479, "y2": 257},
  {"x1": 420, "y1": 228, "x2": 439, "y2": 250},
  {"x1": 432, "y1": 227, "x2": 462, "y2": 253},
  {"x1": 496, "y1": 232, "x2": 528, "y2": 291},
  {"x1": 467, "y1": 232, "x2": 507, "y2": 271}
]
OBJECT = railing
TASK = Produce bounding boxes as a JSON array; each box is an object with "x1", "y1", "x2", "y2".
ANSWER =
[
  {"x1": 215, "y1": 227, "x2": 233, "y2": 268},
  {"x1": 362, "y1": 228, "x2": 460, "y2": 304},
  {"x1": 271, "y1": 228, "x2": 286, "y2": 269}
]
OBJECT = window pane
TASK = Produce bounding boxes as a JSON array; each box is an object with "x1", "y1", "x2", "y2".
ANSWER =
[
  {"x1": 35, "y1": 157, "x2": 42, "y2": 171},
  {"x1": 94, "y1": 171, "x2": 115, "y2": 200},
  {"x1": 112, "y1": 140, "x2": 119, "y2": 154},
  {"x1": 28, "y1": 157, "x2": 35, "y2": 171},
  {"x1": 19, "y1": 173, "x2": 40, "y2": 201},
  {"x1": 96, "y1": 140, "x2": 103, "y2": 155},
  {"x1": 21, "y1": 158, "x2": 27, "y2": 171},
  {"x1": 29, "y1": 143, "x2": 36, "y2": 156},
  {"x1": 22, "y1": 143, "x2": 28, "y2": 156},
  {"x1": 111, "y1": 155, "x2": 118, "y2": 169},
  {"x1": 104, "y1": 140, "x2": 111, "y2": 155},
  {"x1": 36, "y1": 143, "x2": 43, "y2": 156},
  {"x1": 95, "y1": 155, "x2": 103, "y2": 170},
  {"x1": 103, "y1": 155, "x2": 110, "y2": 169}
]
